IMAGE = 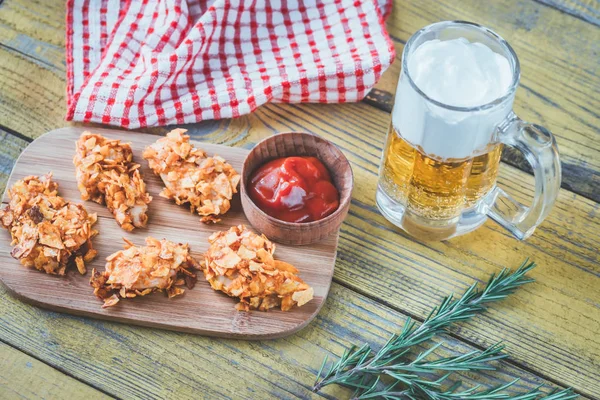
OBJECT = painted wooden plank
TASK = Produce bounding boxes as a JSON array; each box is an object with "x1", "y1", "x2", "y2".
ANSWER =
[
  {"x1": 1, "y1": 100, "x2": 599, "y2": 394},
  {"x1": 535, "y1": 0, "x2": 600, "y2": 25},
  {"x1": 0, "y1": 130, "x2": 28, "y2": 195},
  {"x1": 0, "y1": 47, "x2": 66, "y2": 136},
  {"x1": 0, "y1": 0, "x2": 66, "y2": 49},
  {"x1": 0, "y1": 281, "x2": 577, "y2": 399},
  {"x1": 179, "y1": 101, "x2": 599, "y2": 396},
  {"x1": 0, "y1": 0, "x2": 598, "y2": 396},
  {"x1": 0, "y1": 342, "x2": 110, "y2": 400},
  {"x1": 0, "y1": 0, "x2": 599, "y2": 203}
]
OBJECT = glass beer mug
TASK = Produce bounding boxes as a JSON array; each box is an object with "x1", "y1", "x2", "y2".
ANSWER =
[{"x1": 376, "y1": 21, "x2": 561, "y2": 241}]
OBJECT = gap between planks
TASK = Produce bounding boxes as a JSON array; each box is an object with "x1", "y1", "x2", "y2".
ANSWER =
[
  {"x1": 0, "y1": 2, "x2": 597, "y2": 202},
  {"x1": 4, "y1": 30, "x2": 597, "y2": 203},
  {"x1": 0, "y1": 124, "x2": 33, "y2": 143},
  {"x1": 0, "y1": 129, "x2": 590, "y2": 397},
  {"x1": 0, "y1": 274, "x2": 586, "y2": 399},
  {"x1": 0, "y1": 42, "x2": 63, "y2": 74},
  {"x1": 533, "y1": 0, "x2": 600, "y2": 26},
  {"x1": 0, "y1": 336, "x2": 116, "y2": 399},
  {"x1": 0, "y1": 5, "x2": 596, "y2": 391},
  {"x1": 329, "y1": 277, "x2": 590, "y2": 398}
]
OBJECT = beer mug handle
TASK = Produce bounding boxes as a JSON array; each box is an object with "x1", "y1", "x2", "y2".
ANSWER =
[{"x1": 485, "y1": 112, "x2": 562, "y2": 240}]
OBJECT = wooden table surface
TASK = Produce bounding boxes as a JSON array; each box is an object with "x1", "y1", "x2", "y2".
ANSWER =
[{"x1": 0, "y1": 0, "x2": 598, "y2": 399}]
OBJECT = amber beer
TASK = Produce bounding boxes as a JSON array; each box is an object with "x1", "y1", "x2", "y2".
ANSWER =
[
  {"x1": 380, "y1": 124, "x2": 502, "y2": 224},
  {"x1": 376, "y1": 22, "x2": 561, "y2": 241}
]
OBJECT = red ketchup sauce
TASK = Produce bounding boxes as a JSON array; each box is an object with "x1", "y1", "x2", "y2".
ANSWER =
[{"x1": 248, "y1": 157, "x2": 340, "y2": 223}]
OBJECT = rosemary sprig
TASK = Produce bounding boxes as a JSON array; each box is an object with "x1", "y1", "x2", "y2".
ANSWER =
[
  {"x1": 357, "y1": 378, "x2": 577, "y2": 400},
  {"x1": 315, "y1": 343, "x2": 509, "y2": 399},
  {"x1": 313, "y1": 260, "x2": 576, "y2": 399}
]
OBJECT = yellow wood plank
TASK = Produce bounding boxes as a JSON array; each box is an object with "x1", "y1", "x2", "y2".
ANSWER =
[
  {"x1": 537, "y1": 0, "x2": 600, "y2": 25},
  {"x1": 0, "y1": 342, "x2": 110, "y2": 400},
  {"x1": 0, "y1": 47, "x2": 66, "y2": 136},
  {"x1": 0, "y1": 130, "x2": 28, "y2": 195},
  {"x1": 0, "y1": 0, "x2": 66, "y2": 49},
  {"x1": 0, "y1": 281, "x2": 573, "y2": 399},
  {"x1": 0, "y1": 44, "x2": 598, "y2": 391},
  {"x1": 1, "y1": 99, "x2": 598, "y2": 395},
  {"x1": 0, "y1": 0, "x2": 598, "y2": 396},
  {"x1": 233, "y1": 102, "x2": 600, "y2": 396}
]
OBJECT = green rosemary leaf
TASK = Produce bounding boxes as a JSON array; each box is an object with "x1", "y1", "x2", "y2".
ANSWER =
[
  {"x1": 316, "y1": 354, "x2": 328, "y2": 384},
  {"x1": 540, "y1": 388, "x2": 579, "y2": 400},
  {"x1": 312, "y1": 260, "x2": 573, "y2": 400},
  {"x1": 406, "y1": 378, "x2": 540, "y2": 400}
]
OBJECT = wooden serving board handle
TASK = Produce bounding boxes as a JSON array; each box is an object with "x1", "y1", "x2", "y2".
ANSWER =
[{"x1": 0, "y1": 127, "x2": 338, "y2": 339}]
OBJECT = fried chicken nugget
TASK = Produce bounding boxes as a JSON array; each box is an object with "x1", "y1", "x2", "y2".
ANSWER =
[
  {"x1": 90, "y1": 237, "x2": 198, "y2": 308},
  {"x1": 203, "y1": 225, "x2": 314, "y2": 311},
  {"x1": 142, "y1": 129, "x2": 240, "y2": 224},
  {"x1": 0, "y1": 174, "x2": 98, "y2": 275},
  {"x1": 74, "y1": 132, "x2": 152, "y2": 231}
]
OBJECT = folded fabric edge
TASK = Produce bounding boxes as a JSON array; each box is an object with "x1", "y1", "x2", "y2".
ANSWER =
[
  {"x1": 66, "y1": 51, "x2": 396, "y2": 129},
  {"x1": 65, "y1": 0, "x2": 134, "y2": 121},
  {"x1": 65, "y1": 0, "x2": 397, "y2": 128}
]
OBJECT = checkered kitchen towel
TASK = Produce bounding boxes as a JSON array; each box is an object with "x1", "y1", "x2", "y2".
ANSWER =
[{"x1": 66, "y1": 0, "x2": 395, "y2": 128}]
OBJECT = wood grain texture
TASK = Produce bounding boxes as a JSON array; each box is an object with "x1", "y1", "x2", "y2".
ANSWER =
[
  {"x1": 0, "y1": 0, "x2": 598, "y2": 397},
  {"x1": 0, "y1": 281, "x2": 577, "y2": 400},
  {"x1": 2, "y1": 102, "x2": 597, "y2": 394},
  {"x1": 0, "y1": 127, "x2": 338, "y2": 339},
  {"x1": 0, "y1": 130, "x2": 28, "y2": 195},
  {"x1": 1, "y1": 104, "x2": 599, "y2": 392},
  {"x1": 240, "y1": 132, "x2": 353, "y2": 245},
  {"x1": 535, "y1": 0, "x2": 600, "y2": 25},
  {"x1": 176, "y1": 101, "x2": 600, "y2": 396},
  {"x1": 0, "y1": 342, "x2": 110, "y2": 400},
  {"x1": 0, "y1": 0, "x2": 599, "y2": 202}
]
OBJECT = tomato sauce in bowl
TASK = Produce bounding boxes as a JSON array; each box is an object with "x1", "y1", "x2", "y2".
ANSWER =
[{"x1": 248, "y1": 156, "x2": 340, "y2": 223}]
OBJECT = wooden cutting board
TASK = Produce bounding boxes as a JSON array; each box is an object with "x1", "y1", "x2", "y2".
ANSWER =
[{"x1": 0, "y1": 127, "x2": 338, "y2": 339}]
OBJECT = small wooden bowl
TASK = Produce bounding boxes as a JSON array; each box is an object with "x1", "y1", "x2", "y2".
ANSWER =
[{"x1": 240, "y1": 132, "x2": 353, "y2": 245}]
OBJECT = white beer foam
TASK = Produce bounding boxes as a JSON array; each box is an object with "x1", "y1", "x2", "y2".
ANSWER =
[{"x1": 392, "y1": 38, "x2": 514, "y2": 160}]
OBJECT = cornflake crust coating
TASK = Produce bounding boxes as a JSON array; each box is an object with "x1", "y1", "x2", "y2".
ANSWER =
[
  {"x1": 74, "y1": 132, "x2": 152, "y2": 231},
  {"x1": 90, "y1": 237, "x2": 199, "y2": 308},
  {"x1": 142, "y1": 129, "x2": 240, "y2": 224},
  {"x1": 0, "y1": 174, "x2": 98, "y2": 275},
  {"x1": 203, "y1": 225, "x2": 314, "y2": 311}
]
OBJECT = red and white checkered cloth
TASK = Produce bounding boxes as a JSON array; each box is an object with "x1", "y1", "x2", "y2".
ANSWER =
[{"x1": 66, "y1": 0, "x2": 395, "y2": 128}]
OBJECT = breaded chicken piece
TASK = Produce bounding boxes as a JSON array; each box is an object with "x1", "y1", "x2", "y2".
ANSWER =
[
  {"x1": 90, "y1": 237, "x2": 198, "y2": 308},
  {"x1": 0, "y1": 174, "x2": 98, "y2": 275},
  {"x1": 74, "y1": 132, "x2": 152, "y2": 231},
  {"x1": 203, "y1": 225, "x2": 313, "y2": 311},
  {"x1": 142, "y1": 129, "x2": 240, "y2": 224}
]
